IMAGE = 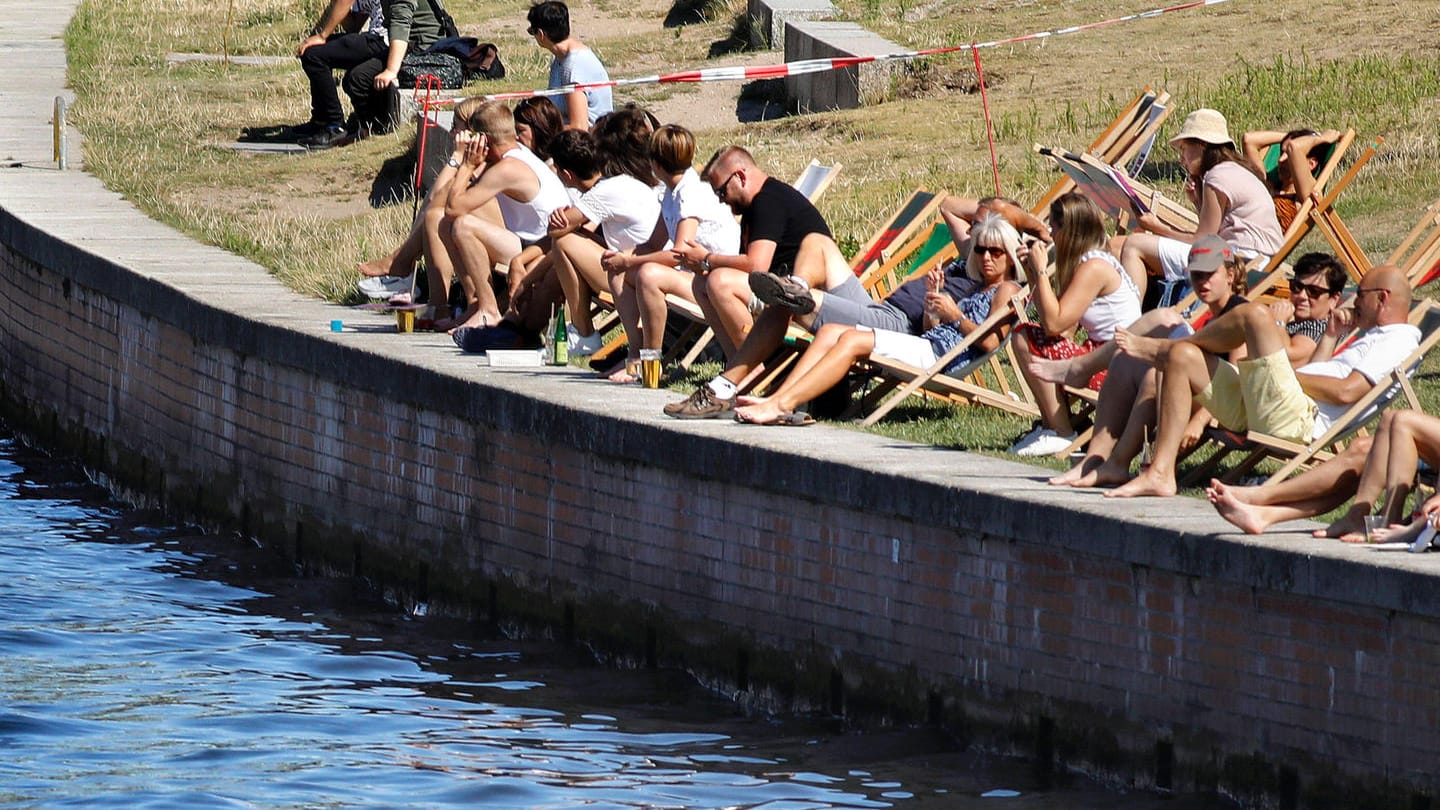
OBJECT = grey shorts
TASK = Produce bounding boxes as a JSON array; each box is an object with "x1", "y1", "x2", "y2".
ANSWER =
[{"x1": 811, "y1": 276, "x2": 910, "y2": 332}]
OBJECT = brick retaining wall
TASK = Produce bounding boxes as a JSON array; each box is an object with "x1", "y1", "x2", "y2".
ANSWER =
[{"x1": 3, "y1": 201, "x2": 1440, "y2": 807}]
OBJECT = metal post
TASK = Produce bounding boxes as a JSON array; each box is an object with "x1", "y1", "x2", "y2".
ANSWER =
[{"x1": 53, "y1": 96, "x2": 67, "y2": 170}]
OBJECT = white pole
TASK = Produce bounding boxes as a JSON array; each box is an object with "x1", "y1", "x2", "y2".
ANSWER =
[{"x1": 53, "y1": 96, "x2": 67, "y2": 171}]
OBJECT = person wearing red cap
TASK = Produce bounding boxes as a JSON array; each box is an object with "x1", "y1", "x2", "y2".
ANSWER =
[{"x1": 1103, "y1": 249, "x2": 1418, "y2": 499}]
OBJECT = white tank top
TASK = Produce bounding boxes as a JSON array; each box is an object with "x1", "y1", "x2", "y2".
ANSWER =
[
  {"x1": 494, "y1": 145, "x2": 569, "y2": 243},
  {"x1": 1077, "y1": 249, "x2": 1141, "y2": 342}
]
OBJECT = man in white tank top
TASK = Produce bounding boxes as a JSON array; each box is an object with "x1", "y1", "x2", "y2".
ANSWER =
[{"x1": 439, "y1": 99, "x2": 569, "y2": 331}]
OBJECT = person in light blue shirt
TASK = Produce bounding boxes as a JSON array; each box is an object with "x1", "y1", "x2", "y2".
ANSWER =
[{"x1": 526, "y1": 1, "x2": 613, "y2": 129}]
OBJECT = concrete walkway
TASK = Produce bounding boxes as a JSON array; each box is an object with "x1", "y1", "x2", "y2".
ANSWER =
[{"x1": 5, "y1": 0, "x2": 1435, "y2": 584}]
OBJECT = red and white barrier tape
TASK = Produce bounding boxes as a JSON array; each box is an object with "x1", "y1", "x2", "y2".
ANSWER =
[{"x1": 423, "y1": 0, "x2": 1230, "y2": 107}]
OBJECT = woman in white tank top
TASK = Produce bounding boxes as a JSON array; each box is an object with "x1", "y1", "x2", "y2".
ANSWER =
[{"x1": 1009, "y1": 193, "x2": 1142, "y2": 457}]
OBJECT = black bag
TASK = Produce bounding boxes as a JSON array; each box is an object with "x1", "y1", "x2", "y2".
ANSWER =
[
  {"x1": 425, "y1": 0, "x2": 460, "y2": 38},
  {"x1": 425, "y1": 36, "x2": 505, "y2": 81},
  {"x1": 398, "y1": 52, "x2": 465, "y2": 90}
]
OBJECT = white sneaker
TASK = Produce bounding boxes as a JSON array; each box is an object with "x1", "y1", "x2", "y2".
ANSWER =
[
  {"x1": 566, "y1": 324, "x2": 603, "y2": 357},
  {"x1": 1010, "y1": 428, "x2": 1076, "y2": 457},
  {"x1": 358, "y1": 273, "x2": 414, "y2": 299}
]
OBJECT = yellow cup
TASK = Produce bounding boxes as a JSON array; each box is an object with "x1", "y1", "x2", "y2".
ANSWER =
[
  {"x1": 639, "y1": 349, "x2": 663, "y2": 389},
  {"x1": 395, "y1": 309, "x2": 415, "y2": 333}
]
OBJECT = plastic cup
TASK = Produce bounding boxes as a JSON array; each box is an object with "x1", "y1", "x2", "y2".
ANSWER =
[
  {"x1": 395, "y1": 309, "x2": 415, "y2": 333},
  {"x1": 329, "y1": 319, "x2": 343, "y2": 333},
  {"x1": 639, "y1": 349, "x2": 663, "y2": 389},
  {"x1": 1363, "y1": 514, "x2": 1385, "y2": 543}
]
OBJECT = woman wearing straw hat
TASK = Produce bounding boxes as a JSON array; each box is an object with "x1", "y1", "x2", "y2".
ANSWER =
[{"x1": 1118, "y1": 108, "x2": 1283, "y2": 308}]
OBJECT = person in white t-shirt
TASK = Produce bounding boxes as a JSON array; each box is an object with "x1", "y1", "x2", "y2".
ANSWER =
[
  {"x1": 599, "y1": 125, "x2": 740, "y2": 381},
  {"x1": 546, "y1": 129, "x2": 664, "y2": 362},
  {"x1": 1106, "y1": 265, "x2": 1419, "y2": 499}
]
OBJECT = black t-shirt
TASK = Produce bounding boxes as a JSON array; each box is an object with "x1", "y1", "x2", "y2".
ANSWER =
[
  {"x1": 884, "y1": 260, "x2": 978, "y2": 333},
  {"x1": 740, "y1": 178, "x2": 831, "y2": 275}
]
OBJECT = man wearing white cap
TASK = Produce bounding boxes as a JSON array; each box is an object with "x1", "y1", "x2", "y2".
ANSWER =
[
  {"x1": 1101, "y1": 238, "x2": 1418, "y2": 499},
  {"x1": 1118, "y1": 108, "x2": 1284, "y2": 306}
]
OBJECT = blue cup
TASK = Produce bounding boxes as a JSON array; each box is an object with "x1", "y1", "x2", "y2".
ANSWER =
[{"x1": 330, "y1": 319, "x2": 343, "y2": 333}]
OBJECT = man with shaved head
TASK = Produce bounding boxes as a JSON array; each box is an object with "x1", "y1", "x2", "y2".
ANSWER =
[{"x1": 1104, "y1": 264, "x2": 1419, "y2": 499}]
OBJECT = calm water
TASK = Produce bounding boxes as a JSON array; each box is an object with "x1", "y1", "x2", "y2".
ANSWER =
[{"x1": 0, "y1": 429, "x2": 1230, "y2": 809}]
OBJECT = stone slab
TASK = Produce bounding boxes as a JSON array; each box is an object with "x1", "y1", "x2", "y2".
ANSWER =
[
  {"x1": 746, "y1": 0, "x2": 836, "y2": 49},
  {"x1": 784, "y1": 21, "x2": 903, "y2": 113}
]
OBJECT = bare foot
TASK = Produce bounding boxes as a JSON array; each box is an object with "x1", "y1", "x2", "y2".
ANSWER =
[
  {"x1": 1370, "y1": 519, "x2": 1427, "y2": 545},
  {"x1": 603, "y1": 363, "x2": 639, "y2": 384},
  {"x1": 439, "y1": 308, "x2": 496, "y2": 334},
  {"x1": 735, "y1": 395, "x2": 769, "y2": 407},
  {"x1": 1104, "y1": 468, "x2": 1177, "y2": 499},
  {"x1": 1048, "y1": 458, "x2": 1092, "y2": 486},
  {"x1": 1208, "y1": 482, "x2": 1271, "y2": 534},
  {"x1": 1072, "y1": 461, "x2": 1132, "y2": 489},
  {"x1": 1028, "y1": 355, "x2": 1076, "y2": 386},
  {"x1": 358, "y1": 255, "x2": 404, "y2": 278},
  {"x1": 1208, "y1": 477, "x2": 1260, "y2": 505},
  {"x1": 734, "y1": 401, "x2": 786, "y2": 425},
  {"x1": 1316, "y1": 513, "x2": 1367, "y2": 541},
  {"x1": 1115, "y1": 328, "x2": 1166, "y2": 364}
]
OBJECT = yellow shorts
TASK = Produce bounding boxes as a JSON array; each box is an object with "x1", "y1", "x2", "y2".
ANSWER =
[{"x1": 1196, "y1": 349, "x2": 1316, "y2": 443}]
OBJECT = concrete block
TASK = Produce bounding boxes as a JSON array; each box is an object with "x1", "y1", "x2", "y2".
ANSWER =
[
  {"x1": 747, "y1": 0, "x2": 836, "y2": 50},
  {"x1": 784, "y1": 21, "x2": 903, "y2": 113}
]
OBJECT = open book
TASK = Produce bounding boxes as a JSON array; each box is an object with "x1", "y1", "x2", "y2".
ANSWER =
[{"x1": 1035, "y1": 145, "x2": 1150, "y2": 222}]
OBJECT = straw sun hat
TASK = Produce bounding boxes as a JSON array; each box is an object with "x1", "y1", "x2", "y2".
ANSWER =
[{"x1": 1168, "y1": 108, "x2": 1233, "y2": 146}]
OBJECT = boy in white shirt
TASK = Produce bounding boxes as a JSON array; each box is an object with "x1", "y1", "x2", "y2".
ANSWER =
[{"x1": 546, "y1": 129, "x2": 664, "y2": 358}]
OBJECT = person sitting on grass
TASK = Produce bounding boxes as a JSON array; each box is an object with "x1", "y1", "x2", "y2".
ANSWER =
[
  {"x1": 546, "y1": 129, "x2": 665, "y2": 361},
  {"x1": 732, "y1": 212, "x2": 1023, "y2": 426},
  {"x1": 1208, "y1": 408, "x2": 1440, "y2": 542},
  {"x1": 1242, "y1": 127, "x2": 1342, "y2": 229},
  {"x1": 1044, "y1": 249, "x2": 1345, "y2": 488},
  {"x1": 1106, "y1": 264, "x2": 1419, "y2": 499},
  {"x1": 599, "y1": 125, "x2": 741, "y2": 381},
  {"x1": 1008, "y1": 192, "x2": 1143, "y2": 457},
  {"x1": 1117, "y1": 109, "x2": 1284, "y2": 307}
]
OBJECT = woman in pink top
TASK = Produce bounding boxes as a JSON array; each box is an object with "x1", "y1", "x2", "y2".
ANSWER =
[{"x1": 1118, "y1": 108, "x2": 1283, "y2": 306}]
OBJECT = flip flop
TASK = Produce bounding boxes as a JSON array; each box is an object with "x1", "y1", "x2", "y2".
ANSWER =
[{"x1": 775, "y1": 412, "x2": 815, "y2": 426}]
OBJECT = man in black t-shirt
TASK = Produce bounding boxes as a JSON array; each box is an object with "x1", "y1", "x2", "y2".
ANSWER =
[{"x1": 667, "y1": 146, "x2": 875, "y2": 419}]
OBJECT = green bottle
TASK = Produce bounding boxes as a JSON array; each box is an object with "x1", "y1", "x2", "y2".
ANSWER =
[{"x1": 552, "y1": 304, "x2": 568, "y2": 366}]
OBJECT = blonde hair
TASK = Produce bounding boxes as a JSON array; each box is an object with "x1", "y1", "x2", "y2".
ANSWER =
[
  {"x1": 966, "y1": 212, "x2": 1023, "y2": 284},
  {"x1": 650, "y1": 125, "x2": 696, "y2": 174},
  {"x1": 1049, "y1": 192, "x2": 1109, "y2": 294},
  {"x1": 469, "y1": 100, "x2": 516, "y2": 141}
]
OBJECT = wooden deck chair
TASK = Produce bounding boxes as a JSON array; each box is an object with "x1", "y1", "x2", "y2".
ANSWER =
[
  {"x1": 849, "y1": 188, "x2": 946, "y2": 278},
  {"x1": 1171, "y1": 131, "x2": 1377, "y2": 312},
  {"x1": 1185, "y1": 298, "x2": 1440, "y2": 486},
  {"x1": 861, "y1": 220, "x2": 960, "y2": 302},
  {"x1": 1389, "y1": 197, "x2": 1440, "y2": 289},
  {"x1": 792, "y1": 159, "x2": 842, "y2": 203},
  {"x1": 1031, "y1": 87, "x2": 1174, "y2": 217},
  {"x1": 858, "y1": 288, "x2": 1038, "y2": 425}
]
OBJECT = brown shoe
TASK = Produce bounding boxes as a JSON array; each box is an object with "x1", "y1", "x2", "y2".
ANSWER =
[{"x1": 663, "y1": 386, "x2": 735, "y2": 419}]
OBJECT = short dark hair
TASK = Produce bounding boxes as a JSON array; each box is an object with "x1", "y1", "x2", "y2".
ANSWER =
[
  {"x1": 549, "y1": 129, "x2": 602, "y2": 179},
  {"x1": 1292, "y1": 252, "x2": 1347, "y2": 294},
  {"x1": 527, "y1": 1, "x2": 570, "y2": 42}
]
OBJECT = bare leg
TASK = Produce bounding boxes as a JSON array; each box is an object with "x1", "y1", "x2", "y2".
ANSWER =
[
  {"x1": 1107, "y1": 341, "x2": 1217, "y2": 498},
  {"x1": 1208, "y1": 478, "x2": 1348, "y2": 535},
  {"x1": 549, "y1": 232, "x2": 610, "y2": 336},
  {"x1": 737, "y1": 322, "x2": 849, "y2": 406},
  {"x1": 693, "y1": 267, "x2": 753, "y2": 359},
  {"x1": 735, "y1": 327, "x2": 874, "y2": 424},
  {"x1": 1326, "y1": 410, "x2": 1440, "y2": 540},
  {"x1": 1119, "y1": 231, "x2": 1163, "y2": 296},
  {"x1": 360, "y1": 180, "x2": 450, "y2": 278},
  {"x1": 635, "y1": 263, "x2": 695, "y2": 352},
  {"x1": 610, "y1": 269, "x2": 642, "y2": 368},
  {"x1": 1013, "y1": 332, "x2": 1073, "y2": 436},
  {"x1": 441, "y1": 208, "x2": 519, "y2": 331}
]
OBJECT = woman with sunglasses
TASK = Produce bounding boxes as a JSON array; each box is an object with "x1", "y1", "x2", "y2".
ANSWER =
[
  {"x1": 1009, "y1": 193, "x2": 1143, "y2": 456},
  {"x1": 732, "y1": 213, "x2": 1023, "y2": 426}
]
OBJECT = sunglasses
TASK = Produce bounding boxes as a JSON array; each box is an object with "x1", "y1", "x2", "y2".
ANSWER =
[
  {"x1": 972, "y1": 245, "x2": 1007, "y2": 258},
  {"x1": 1290, "y1": 281, "x2": 1334, "y2": 298}
]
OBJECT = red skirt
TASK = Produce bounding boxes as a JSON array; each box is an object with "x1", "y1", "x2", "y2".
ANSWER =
[{"x1": 1017, "y1": 323, "x2": 1108, "y2": 390}]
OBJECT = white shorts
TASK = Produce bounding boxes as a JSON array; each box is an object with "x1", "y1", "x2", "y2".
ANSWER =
[
  {"x1": 864, "y1": 326, "x2": 938, "y2": 369},
  {"x1": 1159, "y1": 237, "x2": 1269, "y2": 281}
]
